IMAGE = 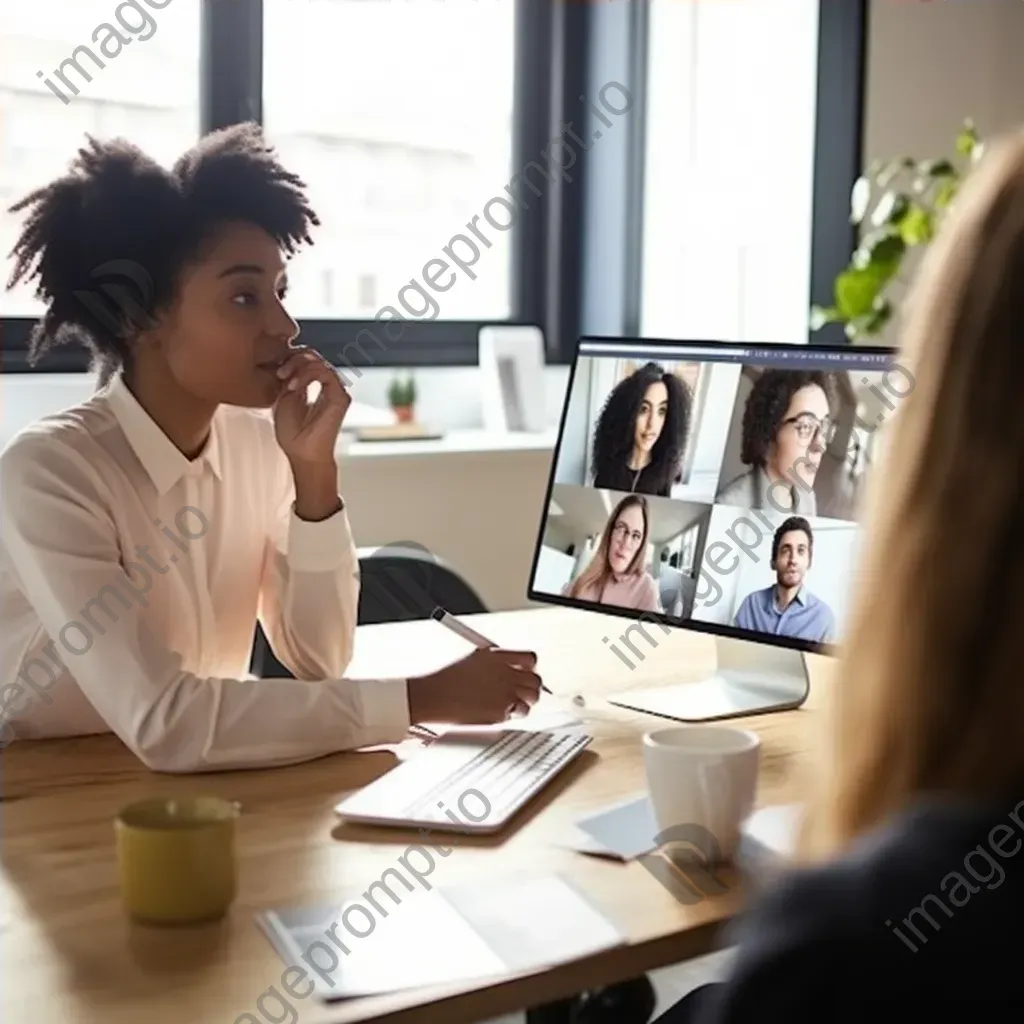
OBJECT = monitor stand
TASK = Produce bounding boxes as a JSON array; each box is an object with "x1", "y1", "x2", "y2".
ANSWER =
[{"x1": 606, "y1": 634, "x2": 810, "y2": 722}]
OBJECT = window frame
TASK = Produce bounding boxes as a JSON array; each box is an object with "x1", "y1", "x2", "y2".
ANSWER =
[
  {"x1": 0, "y1": 0, "x2": 867, "y2": 373},
  {"x1": 571, "y1": 0, "x2": 869, "y2": 362},
  {"x1": 1, "y1": 0, "x2": 547, "y2": 372}
]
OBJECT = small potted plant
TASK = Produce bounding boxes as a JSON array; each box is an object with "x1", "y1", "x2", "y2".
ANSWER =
[{"x1": 387, "y1": 373, "x2": 416, "y2": 424}]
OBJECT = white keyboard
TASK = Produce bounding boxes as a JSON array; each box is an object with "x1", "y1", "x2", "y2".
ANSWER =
[{"x1": 335, "y1": 728, "x2": 592, "y2": 833}]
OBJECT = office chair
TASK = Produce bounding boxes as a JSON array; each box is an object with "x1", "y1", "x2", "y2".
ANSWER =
[
  {"x1": 355, "y1": 544, "x2": 487, "y2": 624},
  {"x1": 250, "y1": 546, "x2": 487, "y2": 677},
  {"x1": 527, "y1": 977, "x2": 657, "y2": 1024}
]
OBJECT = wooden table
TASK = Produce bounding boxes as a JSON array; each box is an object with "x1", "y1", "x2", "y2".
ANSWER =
[{"x1": 1, "y1": 607, "x2": 832, "y2": 1024}]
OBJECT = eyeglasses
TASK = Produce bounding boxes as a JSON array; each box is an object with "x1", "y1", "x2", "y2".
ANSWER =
[
  {"x1": 611, "y1": 522, "x2": 644, "y2": 545},
  {"x1": 782, "y1": 413, "x2": 836, "y2": 445}
]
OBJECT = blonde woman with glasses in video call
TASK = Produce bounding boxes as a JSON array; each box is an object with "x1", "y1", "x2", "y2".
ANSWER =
[
  {"x1": 561, "y1": 494, "x2": 662, "y2": 614},
  {"x1": 638, "y1": 130, "x2": 1024, "y2": 1024}
]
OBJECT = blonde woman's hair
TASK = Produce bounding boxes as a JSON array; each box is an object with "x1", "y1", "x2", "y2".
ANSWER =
[
  {"x1": 799, "y1": 129, "x2": 1024, "y2": 861},
  {"x1": 566, "y1": 494, "x2": 650, "y2": 600}
]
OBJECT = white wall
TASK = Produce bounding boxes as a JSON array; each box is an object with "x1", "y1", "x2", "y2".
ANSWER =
[
  {"x1": 676, "y1": 363, "x2": 740, "y2": 502},
  {"x1": 0, "y1": 374, "x2": 98, "y2": 449},
  {"x1": 533, "y1": 545, "x2": 577, "y2": 598},
  {"x1": 343, "y1": 444, "x2": 555, "y2": 612},
  {"x1": 863, "y1": 0, "x2": 1024, "y2": 163},
  {"x1": 553, "y1": 358, "x2": 594, "y2": 487},
  {"x1": 861, "y1": 0, "x2": 1024, "y2": 348}
]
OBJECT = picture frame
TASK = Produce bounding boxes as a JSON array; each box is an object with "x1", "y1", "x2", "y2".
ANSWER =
[{"x1": 477, "y1": 325, "x2": 547, "y2": 433}]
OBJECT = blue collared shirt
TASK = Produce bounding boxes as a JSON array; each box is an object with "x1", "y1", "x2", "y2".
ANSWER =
[{"x1": 734, "y1": 586, "x2": 835, "y2": 643}]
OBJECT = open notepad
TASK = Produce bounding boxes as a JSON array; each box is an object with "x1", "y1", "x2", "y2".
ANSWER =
[
  {"x1": 565, "y1": 796, "x2": 802, "y2": 882},
  {"x1": 256, "y1": 873, "x2": 625, "y2": 1001}
]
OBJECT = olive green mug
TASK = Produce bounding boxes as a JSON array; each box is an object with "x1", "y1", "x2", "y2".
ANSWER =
[{"x1": 115, "y1": 796, "x2": 240, "y2": 925}]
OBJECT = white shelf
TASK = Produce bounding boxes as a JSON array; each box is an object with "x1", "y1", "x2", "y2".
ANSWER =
[{"x1": 338, "y1": 428, "x2": 559, "y2": 460}]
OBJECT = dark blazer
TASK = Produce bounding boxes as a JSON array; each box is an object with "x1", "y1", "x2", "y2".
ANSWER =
[{"x1": 691, "y1": 792, "x2": 1024, "y2": 1022}]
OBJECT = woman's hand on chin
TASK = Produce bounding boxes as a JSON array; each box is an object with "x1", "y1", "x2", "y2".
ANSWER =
[{"x1": 272, "y1": 347, "x2": 351, "y2": 465}]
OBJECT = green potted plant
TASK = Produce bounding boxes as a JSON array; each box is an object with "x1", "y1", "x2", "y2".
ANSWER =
[
  {"x1": 811, "y1": 119, "x2": 985, "y2": 342},
  {"x1": 387, "y1": 373, "x2": 417, "y2": 424}
]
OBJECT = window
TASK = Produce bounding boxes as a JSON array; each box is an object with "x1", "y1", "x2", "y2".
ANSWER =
[
  {"x1": 262, "y1": 0, "x2": 516, "y2": 322},
  {"x1": 639, "y1": 0, "x2": 821, "y2": 344},
  {"x1": 0, "y1": 1, "x2": 201, "y2": 316},
  {"x1": 680, "y1": 522, "x2": 700, "y2": 574},
  {"x1": 1, "y1": 1, "x2": 866, "y2": 371},
  {"x1": 321, "y1": 269, "x2": 335, "y2": 309},
  {"x1": 356, "y1": 273, "x2": 378, "y2": 312}
]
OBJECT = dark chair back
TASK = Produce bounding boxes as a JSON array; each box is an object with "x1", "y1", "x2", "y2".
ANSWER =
[
  {"x1": 356, "y1": 546, "x2": 487, "y2": 624},
  {"x1": 250, "y1": 545, "x2": 487, "y2": 677}
]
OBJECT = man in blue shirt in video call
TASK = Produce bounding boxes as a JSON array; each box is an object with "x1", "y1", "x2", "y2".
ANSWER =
[{"x1": 734, "y1": 516, "x2": 836, "y2": 644}]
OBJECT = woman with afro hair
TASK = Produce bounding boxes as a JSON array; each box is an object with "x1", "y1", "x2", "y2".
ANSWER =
[
  {"x1": 590, "y1": 361, "x2": 693, "y2": 497},
  {"x1": 0, "y1": 125, "x2": 541, "y2": 770}
]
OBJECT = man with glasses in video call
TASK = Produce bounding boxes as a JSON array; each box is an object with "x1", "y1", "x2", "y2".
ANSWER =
[
  {"x1": 734, "y1": 516, "x2": 836, "y2": 644},
  {"x1": 716, "y1": 369, "x2": 836, "y2": 515}
]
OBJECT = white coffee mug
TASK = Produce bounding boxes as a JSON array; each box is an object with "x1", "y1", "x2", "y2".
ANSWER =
[{"x1": 643, "y1": 726, "x2": 761, "y2": 862}]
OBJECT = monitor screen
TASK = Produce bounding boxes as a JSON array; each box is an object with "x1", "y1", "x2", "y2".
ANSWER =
[{"x1": 528, "y1": 337, "x2": 905, "y2": 655}]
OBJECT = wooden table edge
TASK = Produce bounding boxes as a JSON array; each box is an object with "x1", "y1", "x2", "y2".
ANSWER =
[{"x1": 328, "y1": 918, "x2": 730, "y2": 1024}]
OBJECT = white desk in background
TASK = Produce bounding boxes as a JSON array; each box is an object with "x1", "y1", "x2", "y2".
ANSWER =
[
  {"x1": 339, "y1": 427, "x2": 559, "y2": 459},
  {"x1": 335, "y1": 428, "x2": 559, "y2": 613}
]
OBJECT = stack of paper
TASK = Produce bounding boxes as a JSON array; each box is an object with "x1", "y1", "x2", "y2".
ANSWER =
[
  {"x1": 564, "y1": 795, "x2": 802, "y2": 875},
  {"x1": 257, "y1": 873, "x2": 624, "y2": 1001},
  {"x1": 734, "y1": 803, "x2": 802, "y2": 884}
]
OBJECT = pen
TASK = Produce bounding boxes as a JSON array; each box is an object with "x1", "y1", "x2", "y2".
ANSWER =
[{"x1": 431, "y1": 606, "x2": 553, "y2": 694}]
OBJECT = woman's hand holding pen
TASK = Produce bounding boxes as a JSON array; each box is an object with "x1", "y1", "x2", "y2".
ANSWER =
[{"x1": 406, "y1": 648, "x2": 543, "y2": 725}]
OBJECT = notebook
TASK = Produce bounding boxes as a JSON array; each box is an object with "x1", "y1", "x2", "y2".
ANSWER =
[
  {"x1": 256, "y1": 872, "x2": 625, "y2": 1001},
  {"x1": 565, "y1": 795, "x2": 802, "y2": 878}
]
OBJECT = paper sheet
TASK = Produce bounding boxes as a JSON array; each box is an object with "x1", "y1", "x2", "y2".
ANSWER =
[
  {"x1": 565, "y1": 797, "x2": 802, "y2": 865},
  {"x1": 257, "y1": 873, "x2": 624, "y2": 1001},
  {"x1": 572, "y1": 795, "x2": 658, "y2": 860}
]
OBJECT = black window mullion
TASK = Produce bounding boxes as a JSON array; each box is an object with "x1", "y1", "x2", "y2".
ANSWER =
[
  {"x1": 547, "y1": 2, "x2": 592, "y2": 366},
  {"x1": 296, "y1": 319, "x2": 482, "y2": 375},
  {"x1": 200, "y1": 0, "x2": 262, "y2": 134},
  {"x1": 510, "y1": 0, "x2": 554, "y2": 339},
  {"x1": 621, "y1": 0, "x2": 651, "y2": 338},
  {"x1": 809, "y1": 0, "x2": 869, "y2": 346}
]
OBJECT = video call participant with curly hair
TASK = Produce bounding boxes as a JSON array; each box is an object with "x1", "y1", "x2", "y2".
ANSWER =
[
  {"x1": 590, "y1": 361, "x2": 693, "y2": 497},
  {"x1": 561, "y1": 495, "x2": 662, "y2": 613},
  {"x1": 716, "y1": 369, "x2": 835, "y2": 515},
  {"x1": 0, "y1": 125, "x2": 541, "y2": 769}
]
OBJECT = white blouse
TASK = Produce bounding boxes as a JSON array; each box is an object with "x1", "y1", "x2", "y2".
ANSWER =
[{"x1": 0, "y1": 373, "x2": 410, "y2": 771}]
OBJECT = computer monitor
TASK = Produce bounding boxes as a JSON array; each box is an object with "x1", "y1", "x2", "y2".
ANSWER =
[{"x1": 527, "y1": 337, "x2": 903, "y2": 721}]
